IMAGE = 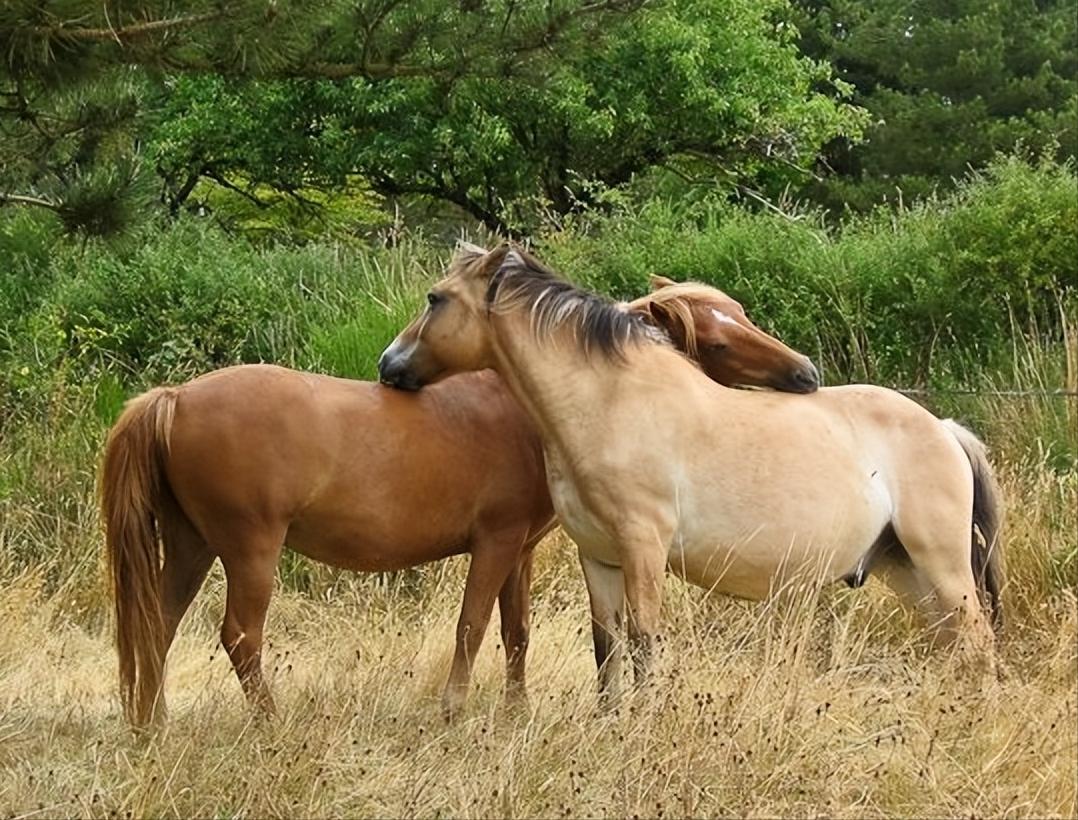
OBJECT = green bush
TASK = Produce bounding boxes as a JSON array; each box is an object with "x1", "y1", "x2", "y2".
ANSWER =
[
  {"x1": 0, "y1": 154, "x2": 1073, "y2": 409},
  {"x1": 541, "y1": 155, "x2": 1077, "y2": 383},
  {"x1": 0, "y1": 219, "x2": 438, "y2": 407}
]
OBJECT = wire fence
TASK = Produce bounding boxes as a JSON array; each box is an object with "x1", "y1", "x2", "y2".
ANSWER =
[{"x1": 890, "y1": 387, "x2": 1078, "y2": 400}]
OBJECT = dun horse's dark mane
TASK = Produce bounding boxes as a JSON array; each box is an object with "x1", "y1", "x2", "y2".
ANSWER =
[{"x1": 477, "y1": 246, "x2": 662, "y2": 360}]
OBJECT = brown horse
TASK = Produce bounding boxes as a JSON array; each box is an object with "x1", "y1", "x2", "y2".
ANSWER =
[
  {"x1": 102, "y1": 277, "x2": 817, "y2": 727},
  {"x1": 380, "y1": 245, "x2": 1004, "y2": 698}
]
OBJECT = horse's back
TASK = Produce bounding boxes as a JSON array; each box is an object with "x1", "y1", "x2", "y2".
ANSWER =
[
  {"x1": 808, "y1": 384, "x2": 971, "y2": 483},
  {"x1": 162, "y1": 365, "x2": 550, "y2": 567},
  {"x1": 165, "y1": 365, "x2": 342, "y2": 517}
]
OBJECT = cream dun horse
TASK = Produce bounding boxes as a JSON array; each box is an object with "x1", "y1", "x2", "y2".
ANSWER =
[{"x1": 379, "y1": 244, "x2": 1003, "y2": 694}]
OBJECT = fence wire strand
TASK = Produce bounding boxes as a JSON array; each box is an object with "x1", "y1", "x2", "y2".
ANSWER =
[{"x1": 891, "y1": 387, "x2": 1078, "y2": 399}]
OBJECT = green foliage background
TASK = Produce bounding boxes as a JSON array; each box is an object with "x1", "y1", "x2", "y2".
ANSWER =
[
  {"x1": 794, "y1": 0, "x2": 1077, "y2": 210},
  {"x1": 1, "y1": 156, "x2": 1073, "y2": 400}
]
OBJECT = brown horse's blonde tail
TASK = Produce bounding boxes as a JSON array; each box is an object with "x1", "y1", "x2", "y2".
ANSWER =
[
  {"x1": 942, "y1": 419, "x2": 1005, "y2": 631},
  {"x1": 101, "y1": 387, "x2": 178, "y2": 727}
]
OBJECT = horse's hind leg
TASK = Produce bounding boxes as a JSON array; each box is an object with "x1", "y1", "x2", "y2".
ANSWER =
[
  {"x1": 891, "y1": 512, "x2": 994, "y2": 660},
  {"x1": 217, "y1": 528, "x2": 284, "y2": 716},
  {"x1": 135, "y1": 497, "x2": 213, "y2": 721},
  {"x1": 160, "y1": 498, "x2": 215, "y2": 651},
  {"x1": 498, "y1": 549, "x2": 534, "y2": 707}
]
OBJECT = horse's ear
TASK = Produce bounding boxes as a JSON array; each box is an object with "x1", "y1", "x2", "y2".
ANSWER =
[
  {"x1": 626, "y1": 295, "x2": 676, "y2": 329},
  {"x1": 502, "y1": 247, "x2": 526, "y2": 270},
  {"x1": 650, "y1": 274, "x2": 678, "y2": 291},
  {"x1": 645, "y1": 299, "x2": 678, "y2": 332},
  {"x1": 456, "y1": 239, "x2": 490, "y2": 257},
  {"x1": 479, "y1": 246, "x2": 516, "y2": 304},
  {"x1": 642, "y1": 296, "x2": 697, "y2": 355},
  {"x1": 460, "y1": 243, "x2": 512, "y2": 278}
]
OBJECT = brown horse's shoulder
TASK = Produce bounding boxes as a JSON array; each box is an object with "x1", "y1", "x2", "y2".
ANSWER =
[{"x1": 426, "y1": 371, "x2": 526, "y2": 420}]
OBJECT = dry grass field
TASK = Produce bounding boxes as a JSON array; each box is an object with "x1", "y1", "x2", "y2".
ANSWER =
[{"x1": 0, "y1": 445, "x2": 1075, "y2": 818}]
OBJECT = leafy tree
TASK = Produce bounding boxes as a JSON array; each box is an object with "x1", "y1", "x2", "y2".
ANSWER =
[
  {"x1": 151, "y1": 0, "x2": 866, "y2": 236},
  {"x1": 794, "y1": 0, "x2": 1078, "y2": 210},
  {"x1": 0, "y1": 0, "x2": 645, "y2": 235}
]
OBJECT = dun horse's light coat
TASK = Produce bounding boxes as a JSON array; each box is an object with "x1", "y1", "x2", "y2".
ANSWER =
[
  {"x1": 380, "y1": 245, "x2": 1004, "y2": 695},
  {"x1": 102, "y1": 272, "x2": 815, "y2": 727}
]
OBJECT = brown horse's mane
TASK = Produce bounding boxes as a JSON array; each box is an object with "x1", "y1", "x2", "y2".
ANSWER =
[
  {"x1": 467, "y1": 244, "x2": 663, "y2": 360},
  {"x1": 626, "y1": 283, "x2": 718, "y2": 361}
]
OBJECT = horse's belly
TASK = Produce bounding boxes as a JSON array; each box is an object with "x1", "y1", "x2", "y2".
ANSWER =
[
  {"x1": 286, "y1": 513, "x2": 464, "y2": 572},
  {"x1": 671, "y1": 496, "x2": 890, "y2": 599},
  {"x1": 667, "y1": 538, "x2": 778, "y2": 600}
]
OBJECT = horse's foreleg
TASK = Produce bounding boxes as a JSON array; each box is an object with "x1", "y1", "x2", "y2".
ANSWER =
[
  {"x1": 578, "y1": 551, "x2": 626, "y2": 701},
  {"x1": 620, "y1": 539, "x2": 667, "y2": 686},
  {"x1": 443, "y1": 532, "x2": 520, "y2": 720},
  {"x1": 497, "y1": 549, "x2": 534, "y2": 707},
  {"x1": 219, "y1": 533, "x2": 283, "y2": 716}
]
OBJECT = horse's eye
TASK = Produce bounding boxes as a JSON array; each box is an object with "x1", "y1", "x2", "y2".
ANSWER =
[{"x1": 427, "y1": 292, "x2": 441, "y2": 308}]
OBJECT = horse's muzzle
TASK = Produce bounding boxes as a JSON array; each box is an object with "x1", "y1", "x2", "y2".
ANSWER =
[
  {"x1": 377, "y1": 352, "x2": 423, "y2": 391},
  {"x1": 780, "y1": 361, "x2": 821, "y2": 394}
]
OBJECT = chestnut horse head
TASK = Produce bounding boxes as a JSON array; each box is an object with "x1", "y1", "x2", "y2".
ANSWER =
[{"x1": 628, "y1": 275, "x2": 819, "y2": 393}]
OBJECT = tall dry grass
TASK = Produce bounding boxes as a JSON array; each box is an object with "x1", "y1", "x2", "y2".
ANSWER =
[
  {"x1": 1, "y1": 300, "x2": 1074, "y2": 817},
  {"x1": 0, "y1": 449, "x2": 1074, "y2": 818}
]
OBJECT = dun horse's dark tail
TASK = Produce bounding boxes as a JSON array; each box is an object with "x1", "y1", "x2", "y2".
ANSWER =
[
  {"x1": 942, "y1": 419, "x2": 1005, "y2": 631},
  {"x1": 100, "y1": 387, "x2": 178, "y2": 727}
]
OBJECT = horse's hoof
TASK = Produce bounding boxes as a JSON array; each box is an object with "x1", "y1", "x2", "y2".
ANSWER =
[
  {"x1": 499, "y1": 691, "x2": 531, "y2": 720},
  {"x1": 441, "y1": 699, "x2": 463, "y2": 723}
]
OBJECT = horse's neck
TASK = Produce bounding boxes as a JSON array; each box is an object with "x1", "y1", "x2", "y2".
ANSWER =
[{"x1": 490, "y1": 317, "x2": 616, "y2": 457}]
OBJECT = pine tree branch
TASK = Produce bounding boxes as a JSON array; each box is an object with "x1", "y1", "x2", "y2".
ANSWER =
[
  {"x1": 295, "y1": 60, "x2": 452, "y2": 80},
  {"x1": 0, "y1": 192, "x2": 61, "y2": 210},
  {"x1": 509, "y1": 0, "x2": 646, "y2": 56},
  {"x1": 27, "y1": 11, "x2": 224, "y2": 44},
  {"x1": 294, "y1": 0, "x2": 647, "y2": 80},
  {"x1": 7, "y1": 2, "x2": 645, "y2": 80}
]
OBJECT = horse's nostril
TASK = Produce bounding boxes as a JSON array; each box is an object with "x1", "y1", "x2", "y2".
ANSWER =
[
  {"x1": 785, "y1": 362, "x2": 820, "y2": 393},
  {"x1": 377, "y1": 354, "x2": 398, "y2": 385},
  {"x1": 800, "y1": 363, "x2": 821, "y2": 391},
  {"x1": 377, "y1": 355, "x2": 423, "y2": 391}
]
